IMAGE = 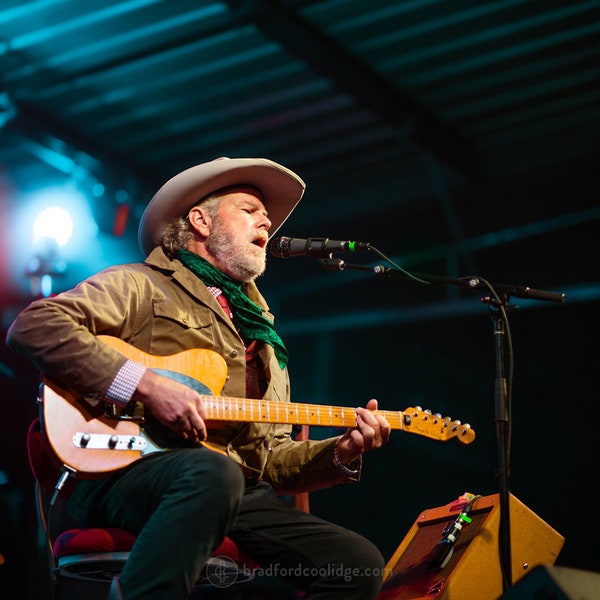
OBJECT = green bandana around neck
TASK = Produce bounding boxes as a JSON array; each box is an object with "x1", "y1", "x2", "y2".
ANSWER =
[{"x1": 176, "y1": 250, "x2": 288, "y2": 369}]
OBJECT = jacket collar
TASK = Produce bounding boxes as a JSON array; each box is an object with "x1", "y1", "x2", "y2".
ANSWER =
[{"x1": 144, "y1": 246, "x2": 274, "y2": 319}]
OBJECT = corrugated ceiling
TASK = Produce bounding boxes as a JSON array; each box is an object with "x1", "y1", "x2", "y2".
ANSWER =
[{"x1": 0, "y1": 0, "x2": 598, "y2": 320}]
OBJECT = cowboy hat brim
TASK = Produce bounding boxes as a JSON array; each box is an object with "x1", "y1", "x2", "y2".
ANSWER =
[{"x1": 138, "y1": 157, "x2": 306, "y2": 255}]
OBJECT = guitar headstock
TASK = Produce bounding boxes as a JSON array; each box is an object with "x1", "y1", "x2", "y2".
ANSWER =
[{"x1": 402, "y1": 406, "x2": 475, "y2": 444}]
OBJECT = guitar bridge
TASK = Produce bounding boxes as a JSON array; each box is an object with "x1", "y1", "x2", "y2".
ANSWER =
[{"x1": 73, "y1": 432, "x2": 148, "y2": 451}]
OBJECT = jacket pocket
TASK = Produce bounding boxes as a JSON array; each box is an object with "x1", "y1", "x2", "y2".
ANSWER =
[
  {"x1": 152, "y1": 299, "x2": 212, "y2": 329},
  {"x1": 151, "y1": 299, "x2": 217, "y2": 351}
]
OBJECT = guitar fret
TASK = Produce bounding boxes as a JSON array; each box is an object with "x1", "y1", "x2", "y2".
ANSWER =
[{"x1": 287, "y1": 404, "x2": 296, "y2": 424}]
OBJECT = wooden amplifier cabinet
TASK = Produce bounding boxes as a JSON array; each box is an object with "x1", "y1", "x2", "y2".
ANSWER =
[{"x1": 377, "y1": 492, "x2": 564, "y2": 600}]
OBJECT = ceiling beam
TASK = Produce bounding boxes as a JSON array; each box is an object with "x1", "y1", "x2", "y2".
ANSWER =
[
  {"x1": 6, "y1": 100, "x2": 158, "y2": 190},
  {"x1": 225, "y1": 0, "x2": 477, "y2": 180}
]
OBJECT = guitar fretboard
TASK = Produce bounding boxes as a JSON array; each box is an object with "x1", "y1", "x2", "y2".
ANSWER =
[{"x1": 202, "y1": 395, "x2": 404, "y2": 428}]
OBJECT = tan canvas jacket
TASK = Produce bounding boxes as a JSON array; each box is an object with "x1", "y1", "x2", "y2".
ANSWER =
[{"x1": 7, "y1": 247, "x2": 360, "y2": 493}]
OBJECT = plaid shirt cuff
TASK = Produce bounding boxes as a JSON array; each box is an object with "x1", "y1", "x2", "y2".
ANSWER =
[{"x1": 105, "y1": 360, "x2": 147, "y2": 406}]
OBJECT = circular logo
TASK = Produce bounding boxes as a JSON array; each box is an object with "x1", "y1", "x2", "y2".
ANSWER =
[{"x1": 204, "y1": 555, "x2": 241, "y2": 588}]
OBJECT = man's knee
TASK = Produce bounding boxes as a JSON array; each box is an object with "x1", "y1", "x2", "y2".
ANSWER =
[
  {"x1": 182, "y1": 449, "x2": 245, "y2": 502},
  {"x1": 331, "y1": 533, "x2": 386, "y2": 597}
]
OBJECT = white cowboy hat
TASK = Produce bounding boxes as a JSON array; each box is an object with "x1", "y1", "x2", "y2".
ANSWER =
[{"x1": 138, "y1": 157, "x2": 306, "y2": 255}]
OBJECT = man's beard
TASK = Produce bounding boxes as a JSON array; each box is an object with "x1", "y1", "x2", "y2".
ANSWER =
[{"x1": 205, "y1": 219, "x2": 267, "y2": 282}]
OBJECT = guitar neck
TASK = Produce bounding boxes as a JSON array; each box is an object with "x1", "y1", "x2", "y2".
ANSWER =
[
  {"x1": 203, "y1": 396, "x2": 403, "y2": 429},
  {"x1": 202, "y1": 397, "x2": 475, "y2": 445}
]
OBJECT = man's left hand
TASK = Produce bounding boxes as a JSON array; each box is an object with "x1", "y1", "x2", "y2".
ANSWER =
[{"x1": 335, "y1": 398, "x2": 391, "y2": 464}]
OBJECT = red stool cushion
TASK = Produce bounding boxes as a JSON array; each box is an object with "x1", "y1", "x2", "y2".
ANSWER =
[
  {"x1": 54, "y1": 527, "x2": 136, "y2": 558},
  {"x1": 54, "y1": 527, "x2": 258, "y2": 570},
  {"x1": 212, "y1": 537, "x2": 258, "y2": 569}
]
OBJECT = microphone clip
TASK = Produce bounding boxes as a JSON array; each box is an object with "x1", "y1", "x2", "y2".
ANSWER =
[{"x1": 319, "y1": 258, "x2": 346, "y2": 271}]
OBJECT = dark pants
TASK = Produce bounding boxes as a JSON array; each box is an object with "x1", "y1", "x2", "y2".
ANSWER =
[{"x1": 69, "y1": 447, "x2": 385, "y2": 600}]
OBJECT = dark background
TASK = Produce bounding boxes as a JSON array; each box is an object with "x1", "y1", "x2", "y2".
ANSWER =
[{"x1": 1, "y1": 1, "x2": 599, "y2": 596}]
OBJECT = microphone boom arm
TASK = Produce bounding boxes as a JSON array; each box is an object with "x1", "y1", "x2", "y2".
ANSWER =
[{"x1": 319, "y1": 259, "x2": 565, "y2": 304}]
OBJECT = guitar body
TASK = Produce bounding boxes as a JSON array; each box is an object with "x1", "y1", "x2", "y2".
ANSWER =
[{"x1": 41, "y1": 336, "x2": 229, "y2": 477}]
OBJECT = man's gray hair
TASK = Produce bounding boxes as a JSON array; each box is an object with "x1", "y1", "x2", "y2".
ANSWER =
[{"x1": 160, "y1": 194, "x2": 221, "y2": 258}]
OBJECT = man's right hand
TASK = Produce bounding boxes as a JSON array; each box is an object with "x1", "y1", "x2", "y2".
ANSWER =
[{"x1": 133, "y1": 370, "x2": 207, "y2": 444}]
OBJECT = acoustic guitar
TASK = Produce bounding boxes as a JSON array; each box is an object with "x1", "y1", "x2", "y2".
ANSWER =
[{"x1": 40, "y1": 336, "x2": 476, "y2": 478}]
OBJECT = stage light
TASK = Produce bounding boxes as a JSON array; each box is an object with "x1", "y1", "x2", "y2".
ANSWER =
[
  {"x1": 8, "y1": 185, "x2": 100, "y2": 297},
  {"x1": 32, "y1": 206, "x2": 73, "y2": 247}
]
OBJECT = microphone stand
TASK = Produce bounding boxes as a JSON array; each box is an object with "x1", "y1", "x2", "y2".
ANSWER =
[{"x1": 319, "y1": 257, "x2": 565, "y2": 593}]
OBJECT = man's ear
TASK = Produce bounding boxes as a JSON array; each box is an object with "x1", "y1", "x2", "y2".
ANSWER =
[{"x1": 188, "y1": 205, "x2": 212, "y2": 238}]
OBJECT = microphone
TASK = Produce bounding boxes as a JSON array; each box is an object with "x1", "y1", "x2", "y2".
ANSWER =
[{"x1": 269, "y1": 236, "x2": 371, "y2": 259}]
